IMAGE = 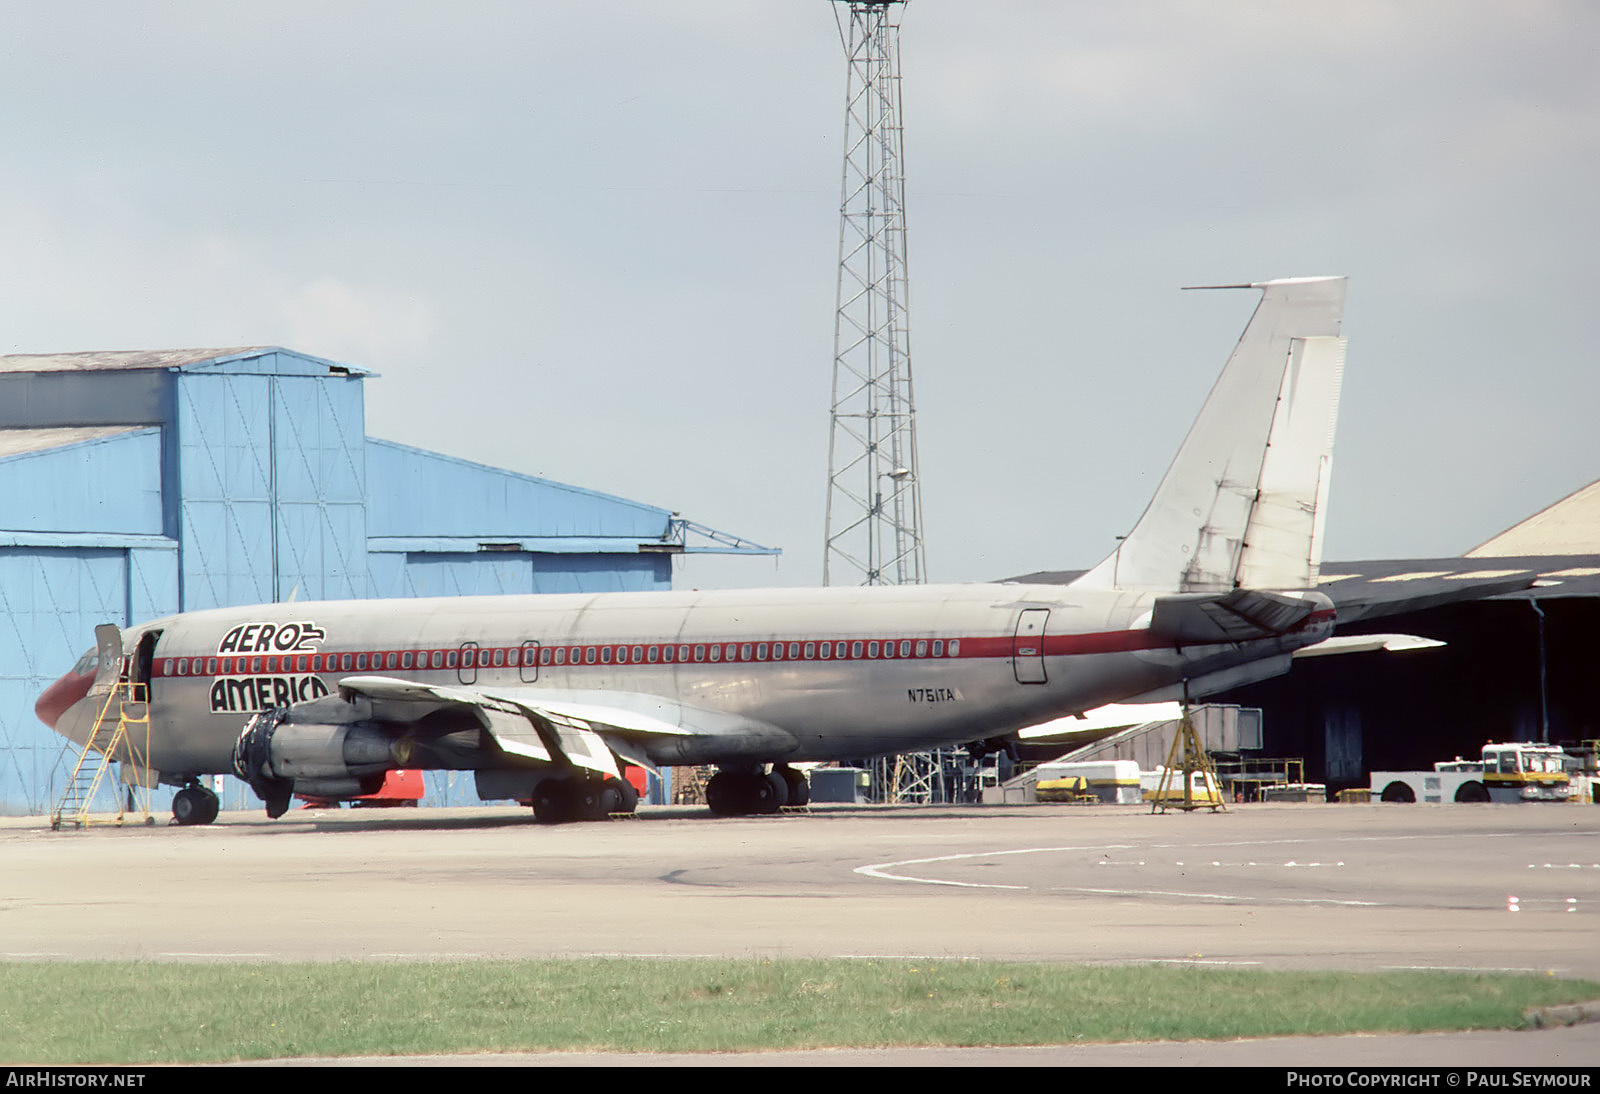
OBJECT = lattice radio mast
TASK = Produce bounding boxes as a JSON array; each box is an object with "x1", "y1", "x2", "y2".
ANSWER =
[{"x1": 823, "y1": 0, "x2": 926, "y2": 587}]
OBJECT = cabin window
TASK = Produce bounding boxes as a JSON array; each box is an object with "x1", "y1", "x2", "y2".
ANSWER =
[
  {"x1": 692, "y1": 645, "x2": 704, "y2": 662},
  {"x1": 553, "y1": 648, "x2": 566, "y2": 665},
  {"x1": 803, "y1": 642, "x2": 814, "y2": 659},
  {"x1": 709, "y1": 645, "x2": 721, "y2": 662},
  {"x1": 601, "y1": 646, "x2": 613, "y2": 664},
  {"x1": 915, "y1": 641, "x2": 927, "y2": 658},
  {"x1": 492, "y1": 649, "x2": 505, "y2": 667},
  {"x1": 429, "y1": 651, "x2": 441, "y2": 669},
  {"x1": 647, "y1": 646, "x2": 659, "y2": 663},
  {"x1": 205, "y1": 658, "x2": 217, "y2": 675},
  {"x1": 383, "y1": 652, "x2": 395, "y2": 670},
  {"x1": 354, "y1": 654, "x2": 366, "y2": 670},
  {"x1": 741, "y1": 644, "x2": 753, "y2": 661},
  {"x1": 585, "y1": 647, "x2": 598, "y2": 664},
  {"x1": 675, "y1": 645, "x2": 688, "y2": 662},
  {"x1": 899, "y1": 640, "x2": 911, "y2": 658},
  {"x1": 539, "y1": 648, "x2": 551, "y2": 666},
  {"x1": 401, "y1": 652, "x2": 414, "y2": 669},
  {"x1": 931, "y1": 640, "x2": 944, "y2": 657},
  {"x1": 851, "y1": 641, "x2": 863, "y2": 658},
  {"x1": 767, "y1": 643, "x2": 779, "y2": 661},
  {"x1": 632, "y1": 645, "x2": 644, "y2": 663},
  {"x1": 615, "y1": 646, "x2": 628, "y2": 664},
  {"x1": 948, "y1": 640, "x2": 961, "y2": 657},
  {"x1": 818, "y1": 643, "x2": 830, "y2": 660},
  {"x1": 663, "y1": 646, "x2": 676, "y2": 663},
  {"x1": 867, "y1": 641, "x2": 879, "y2": 658}
]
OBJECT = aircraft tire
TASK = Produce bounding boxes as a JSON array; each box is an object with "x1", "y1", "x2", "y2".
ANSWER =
[
  {"x1": 532, "y1": 781, "x2": 576, "y2": 824},
  {"x1": 776, "y1": 766, "x2": 810, "y2": 807},
  {"x1": 602, "y1": 776, "x2": 639, "y2": 815},
  {"x1": 754, "y1": 772, "x2": 786, "y2": 814},
  {"x1": 172, "y1": 786, "x2": 219, "y2": 827},
  {"x1": 705, "y1": 772, "x2": 740, "y2": 816}
]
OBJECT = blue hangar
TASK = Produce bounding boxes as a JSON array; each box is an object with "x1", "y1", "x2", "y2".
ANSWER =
[{"x1": 0, "y1": 346, "x2": 775, "y2": 815}]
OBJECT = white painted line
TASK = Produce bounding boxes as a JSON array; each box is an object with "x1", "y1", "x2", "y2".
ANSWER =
[
  {"x1": 1380, "y1": 964, "x2": 1563, "y2": 974},
  {"x1": 1047, "y1": 885, "x2": 1386, "y2": 907},
  {"x1": 162, "y1": 952, "x2": 275, "y2": 958},
  {"x1": 855, "y1": 843, "x2": 1135, "y2": 889}
]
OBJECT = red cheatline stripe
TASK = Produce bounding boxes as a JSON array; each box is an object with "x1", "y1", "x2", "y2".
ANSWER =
[{"x1": 152, "y1": 611, "x2": 1333, "y2": 680}]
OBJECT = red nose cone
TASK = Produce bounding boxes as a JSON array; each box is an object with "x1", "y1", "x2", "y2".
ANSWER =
[{"x1": 35, "y1": 670, "x2": 94, "y2": 730}]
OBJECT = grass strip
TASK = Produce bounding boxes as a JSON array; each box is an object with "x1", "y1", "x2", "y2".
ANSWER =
[{"x1": 2, "y1": 959, "x2": 1596, "y2": 1063}]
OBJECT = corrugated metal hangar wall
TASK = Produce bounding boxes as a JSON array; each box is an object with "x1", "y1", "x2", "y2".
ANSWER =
[{"x1": 0, "y1": 347, "x2": 762, "y2": 814}]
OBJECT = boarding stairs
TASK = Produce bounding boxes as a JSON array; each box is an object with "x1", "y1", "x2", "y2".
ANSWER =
[{"x1": 50, "y1": 680, "x2": 154, "y2": 829}]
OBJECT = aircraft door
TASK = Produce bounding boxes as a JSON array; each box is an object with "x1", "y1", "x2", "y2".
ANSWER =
[
  {"x1": 458, "y1": 641, "x2": 478, "y2": 686},
  {"x1": 519, "y1": 641, "x2": 540, "y2": 683},
  {"x1": 1013, "y1": 609, "x2": 1049, "y2": 685}
]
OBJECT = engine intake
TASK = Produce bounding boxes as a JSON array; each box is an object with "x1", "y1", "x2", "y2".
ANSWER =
[{"x1": 233, "y1": 702, "x2": 408, "y2": 818}]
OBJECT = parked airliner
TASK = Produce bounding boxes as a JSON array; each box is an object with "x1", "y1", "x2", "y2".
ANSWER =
[{"x1": 35, "y1": 277, "x2": 1456, "y2": 824}]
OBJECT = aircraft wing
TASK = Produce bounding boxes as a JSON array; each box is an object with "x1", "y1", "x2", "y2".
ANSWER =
[
  {"x1": 1316, "y1": 567, "x2": 1541, "y2": 625},
  {"x1": 335, "y1": 675, "x2": 798, "y2": 774}
]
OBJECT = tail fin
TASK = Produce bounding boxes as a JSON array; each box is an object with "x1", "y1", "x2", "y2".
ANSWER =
[{"x1": 1075, "y1": 276, "x2": 1347, "y2": 594}]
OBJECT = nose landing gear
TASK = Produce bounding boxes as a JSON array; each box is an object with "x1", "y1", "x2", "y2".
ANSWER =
[{"x1": 171, "y1": 781, "x2": 220, "y2": 826}]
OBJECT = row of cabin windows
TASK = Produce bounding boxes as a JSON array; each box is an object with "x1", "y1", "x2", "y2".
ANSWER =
[{"x1": 160, "y1": 638, "x2": 962, "y2": 678}]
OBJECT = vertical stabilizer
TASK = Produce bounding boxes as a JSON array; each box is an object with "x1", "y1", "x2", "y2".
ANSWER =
[{"x1": 1075, "y1": 277, "x2": 1347, "y2": 594}]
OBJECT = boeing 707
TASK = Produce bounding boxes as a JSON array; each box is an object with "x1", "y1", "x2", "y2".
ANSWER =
[{"x1": 35, "y1": 276, "x2": 1484, "y2": 825}]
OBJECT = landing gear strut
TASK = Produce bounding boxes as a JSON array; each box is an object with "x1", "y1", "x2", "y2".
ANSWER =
[{"x1": 171, "y1": 782, "x2": 220, "y2": 826}]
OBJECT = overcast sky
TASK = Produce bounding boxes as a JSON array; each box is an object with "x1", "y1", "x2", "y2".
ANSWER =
[{"x1": 3, "y1": 2, "x2": 1596, "y2": 589}]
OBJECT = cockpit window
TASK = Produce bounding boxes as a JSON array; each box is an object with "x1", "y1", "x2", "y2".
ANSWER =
[{"x1": 71, "y1": 649, "x2": 99, "y2": 677}]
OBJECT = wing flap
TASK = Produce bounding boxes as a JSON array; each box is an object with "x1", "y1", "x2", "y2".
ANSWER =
[{"x1": 332, "y1": 677, "x2": 796, "y2": 770}]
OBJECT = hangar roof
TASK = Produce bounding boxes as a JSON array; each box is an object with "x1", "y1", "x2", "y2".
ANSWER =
[
  {"x1": 0, "y1": 425, "x2": 146, "y2": 459},
  {"x1": 0, "y1": 347, "x2": 370, "y2": 376},
  {"x1": 1467, "y1": 478, "x2": 1600, "y2": 558}
]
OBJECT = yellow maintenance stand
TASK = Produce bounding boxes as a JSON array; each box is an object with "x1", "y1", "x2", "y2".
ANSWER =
[
  {"x1": 1151, "y1": 705, "x2": 1227, "y2": 814},
  {"x1": 50, "y1": 679, "x2": 154, "y2": 829}
]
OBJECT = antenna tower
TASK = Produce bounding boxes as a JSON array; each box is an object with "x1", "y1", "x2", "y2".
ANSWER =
[{"x1": 823, "y1": 0, "x2": 925, "y2": 587}]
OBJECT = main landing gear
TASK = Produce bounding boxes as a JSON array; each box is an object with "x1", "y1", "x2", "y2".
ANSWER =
[
  {"x1": 705, "y1": 765, "x2": 809, "y2": 817},
  {"x1": 171, "y1": 781, "x2": 220, "y2": 826},
  {"x1": 530, "y1": 774, "x2": 640, "y2": 824}
]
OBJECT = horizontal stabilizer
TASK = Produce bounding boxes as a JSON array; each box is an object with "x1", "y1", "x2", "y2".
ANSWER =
[
  {"x1": 1292, "y1": 633, "x2": 1445, "y2": 659},
  {"x1": 1148, "y1": 588, "x2": 1319, "y2": 644}
]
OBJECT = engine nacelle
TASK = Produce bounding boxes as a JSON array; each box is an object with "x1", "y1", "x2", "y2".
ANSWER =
[{"x1": 233, "y1": 701, "x2": 409, "y2": 818}]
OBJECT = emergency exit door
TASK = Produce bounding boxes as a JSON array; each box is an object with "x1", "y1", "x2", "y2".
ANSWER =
[{"x1": 1013, "y1": 608, "x2": 1049, "y2": 684}]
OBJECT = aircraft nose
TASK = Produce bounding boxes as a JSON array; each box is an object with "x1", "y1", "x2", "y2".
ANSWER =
[{"x1": 35, "y1": 667, "x2": 94, "y2": 730}]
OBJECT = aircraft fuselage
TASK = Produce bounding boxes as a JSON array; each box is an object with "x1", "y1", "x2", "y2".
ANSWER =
[{"x1": 49, "y1": 581, "x2": 1334, "y2": 780}]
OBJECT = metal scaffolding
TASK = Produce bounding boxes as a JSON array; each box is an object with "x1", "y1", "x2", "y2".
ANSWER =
[{"x1": 824, "y1": 0, "x2": 926, "y2": 587}]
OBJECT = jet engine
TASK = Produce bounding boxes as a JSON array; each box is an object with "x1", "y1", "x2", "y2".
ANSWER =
[{"x1": 233, "y1": 698, "x2": 410, "y2": 818}]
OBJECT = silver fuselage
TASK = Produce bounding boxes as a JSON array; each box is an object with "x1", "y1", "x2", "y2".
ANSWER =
[{"x1": 53, "y1": 580, "x2": 1333, "y2": 780}]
